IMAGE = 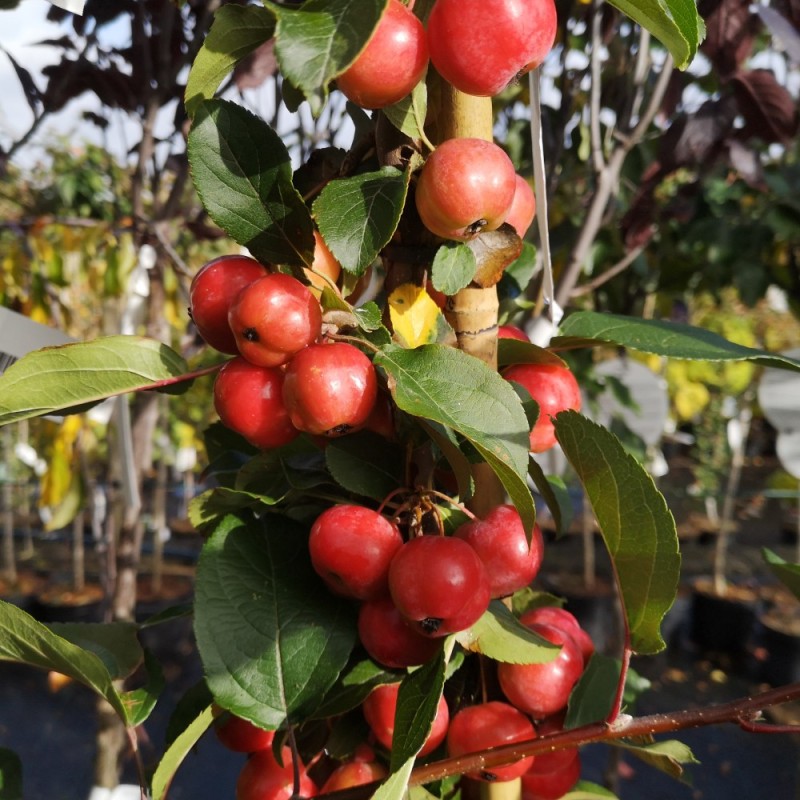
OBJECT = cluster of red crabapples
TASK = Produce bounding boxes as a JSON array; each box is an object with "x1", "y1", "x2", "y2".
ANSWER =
[
  {"x1": 335, "y1": 0, "x2": 559, "y2": 243},
  {"x1": 189, "y1": 245, "x2": 381, "y2": 449}
]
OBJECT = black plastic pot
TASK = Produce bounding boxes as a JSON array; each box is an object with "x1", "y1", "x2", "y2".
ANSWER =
[
  {"x1": 688, "y1": 580, "x2": 760, "y2": 657},
  {"x1": 754, "y1": 616, "x2": 800, "y2": 686}
]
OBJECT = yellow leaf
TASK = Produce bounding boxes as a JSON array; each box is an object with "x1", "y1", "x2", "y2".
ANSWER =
[
  {"x1": 388, "y1": 284, "x2": 444, "y2": 348},
  {"x1": 674, "y1": 381, "x2": 710, "y2": 421}
]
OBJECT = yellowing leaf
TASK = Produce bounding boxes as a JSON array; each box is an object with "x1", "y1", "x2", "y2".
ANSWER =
[
  {"x1": 388, "y1": 284, "x2": 445, "y2": 348},
  {"x1": 674, "y1": 380, "x2": 709, "y2": 420}
]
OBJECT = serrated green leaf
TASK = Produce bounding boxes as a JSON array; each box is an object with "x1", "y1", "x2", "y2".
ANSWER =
[
  {"x1": 184, "y1": 5, "x2": 276, "y2": 117},
  {"x1": 565, "y1": 654, "x2": 621, "y2": 728},
  {"x1": 431, "y1": 243, "x2": 477, "y2": 296},
  {"x1": 188, "y1": 99, "x2": 314, "y2": 267},
  {"x1": 0, "y1": 600, "x2": 130, "y2": 722},
  {"x1": 374, "y1": 344, "x2": 536, "y2": 534},
  {"x1": 313, "y1": 166, "x2": 409, "y2": 275},
  {"x1": 606, "y1": 0, "x2": 704, "y2": 69},
  {"x1": 151, "y1": 704, "x2": 217, "y2": 800},
  {"x1": 0, "y1": 748, "x2": 22, "y2": 800},
  {"x1": 763, "y1": 548, "x2": 800, "y2": 600},
  {"x1": 382, "y1": 78, "x2": 429, "y2": 142},
  {"x1": 555, "y1": 312, "x2": 800, "y2": 372},
  {"x1": 325, "y1": 432, "x2": 404, "y2": 501},
  {"x1": 614, "y1": 737, "x2": 700, "y2": 781},
  {"x1": 267, "y1": 0, "x2": 388, "y2": 113},
  {"x1": 499, "y1": 241, "x2": 537, "y2": 300},
  {"x1": 0, "y1": 337, "x2": 189, "y2": 426},
  {"x1": 422, "y1": 420, "x2": 475, "y2": 500},
  {"x1": 47, "y1": 621, "x2": 142, "y2": 680},
  {"x1": 554, "y1": 412, "x2": 680, "y2": 655},
  {"x1": 528, "y1": 458, "x2": 573, "y2": 536},
  {"x1": 455, "y1": 601, "x2": 559, "y2": 664},
  {"x1": 194, "y1": 513, "x2": 357, "y2": 729}
]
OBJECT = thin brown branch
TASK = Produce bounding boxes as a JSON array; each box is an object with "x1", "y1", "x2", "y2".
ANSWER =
[{"x1": 570, "y1": 244, "x2": 646, "y2": 297}]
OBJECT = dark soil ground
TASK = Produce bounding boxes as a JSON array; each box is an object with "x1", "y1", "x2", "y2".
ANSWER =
[{"x1": 2, "y1": 455, "x2": 800, "y2": 799}]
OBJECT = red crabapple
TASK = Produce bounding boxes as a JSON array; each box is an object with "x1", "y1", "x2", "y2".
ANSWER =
[
  {"x1": 427, "y1": 0, "x2": 558, "y2": 97},
  {"x1": 363, "y1": 682, "x2": 450, "y2": 757},
  {"x1": 189, "y1": 255, "x2": 267, "y2": 354},
  {"x1": 282, "y1": 342, "x2": 378, "y2": 436},
  {"x1": 228, "y1": 273, "x2": 322, "y2": 368},
  {"x1": 519, "y1": 606, "x2": 595, "y2": 665},
  {"x1": 309, "y1": 505, "x2": 403, "y2": 600},
  {"x1": 447, "y1": 701, "x2": 537, "y2": 782},
  {"x1": 388, "y1": 535, "x2": 491, "y2": 637},
  {"x1": 415, "y1": 138, "x2": 516, "y2": 241},
  {"x1": 502, "y1": 362, "x2": 582, "y2": 452},
  {"x1": 358, "y1": 594, "x2": 443, "y2": 669},
  {"x1": 320, "y1": 760, "x2": 387, "y2": 793},
  {"x1": 454, "y1": 504, "x2": 544, "y2": 598},
  {"x1": 213, "y1": 358, "x2": 299, "y2": 450},
  {"x1": 506, "y1": 174, "x2": 537, "y2": 237},
  {"x1": 521, "y1": 750, "x2": 581, "y2": 800},
  {"x1": 214, "y1": 711, "x2": 275, "y2": 753},
  {"x1": 498, "y1": 324, "x2": 529, "y2": 342},
  {"x1": 337, "y1": 0, "x2": 428, "y2": 109},
  {"x1": 528, "y1": 712, "x2": 579, "y2": 776},
  {"x1": 498, "y1": 623, "x2": 584, "y2": 718},
  {"x1": 236, "y1": 748, "x2": 317, "y2": 800}
]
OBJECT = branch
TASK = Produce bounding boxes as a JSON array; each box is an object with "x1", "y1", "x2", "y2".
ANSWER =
[{"x1": 570, "y1": 244, "x2": 646, "y2": 297}]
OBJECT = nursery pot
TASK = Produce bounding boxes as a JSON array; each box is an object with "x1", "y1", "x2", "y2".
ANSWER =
[{"x1": 688, "y1": 578, "x2": 760, "y2": 657}]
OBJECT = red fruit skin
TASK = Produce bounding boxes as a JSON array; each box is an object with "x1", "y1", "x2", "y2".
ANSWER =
[
  {"x1": 506, "y1": 175, "x2": 537, "y2": 237},
  {"x1": 236, "y1": 749, "x2": 318, "y2": 800},
  {"x1": 189, "y1": 255, "x2": 267, "y2": 354},
  {"x1": 358, "y1": 594, "x2": 442, "y2": 669},
  {"x1": 309, "y1": 505, "x2": 403, "y2": 600},
  {"x1": 447, "y1": 701, "x2": 537, "y2": 782},
  {"x1": 519, "y1": 607, "x2": 595, "y2": 665},
  {"x1": 415, "y1": 138, "x2": 516, "y2": 241},
  {"x1": 498, "y1": 324, "x2": 529, "y2": 342},
  {"x1": 337, "y1": 0, "x2": 428, "y2": 109},
  {"x1": 521, "y1": 750, "x2": 581, "y2": 800},
  {"x1": 498, "y1": 623, "x2": 584, "y2": 718},
  {"x1": 502, "y1": 362, "x2": 582, "y2": 452},
  {"x1": 454, "y1": 505, "x2": 544, "y2": 598},
  {"x1": 528, "y1": 712, "x2": 579, "y2": 775},
  {"x1": 363, "y1": 683, "x2": 450, "y2": 757},
  {"x1": 427, "y1": 0, "x2": 558, "y2": 97},
  {"x1": 215, "y1": 712, "x2": 275, "y2": 754},
  {"x1": 214, "y1": 358, "x2": 299, "y2": 450},
  {"x1": 320, "y1": 761, "x2": 388, "y2": 793},
  {"x1": 282, "y1": 342, "x2": 378, "y2": 436},
  {"x1": 388, "y1": 535, "x2": 491, "y2": 637},
  {"x1": 229, "y1": 273, "x2": 322, "y2": 367}
]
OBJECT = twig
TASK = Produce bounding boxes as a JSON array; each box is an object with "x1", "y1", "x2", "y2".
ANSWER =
[{"x1": 570, "y1": 244, "x2": 645, "y2": 297}]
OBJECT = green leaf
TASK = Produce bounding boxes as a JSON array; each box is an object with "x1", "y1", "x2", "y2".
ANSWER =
[
  {"x1": 0, "y1": 337, "x2": 189, "y2": 426},
  {"x1": 422, "y1": 420, "x2": 475, "y2": 500},
  {"x1": 48, "y1": 621, "x2": 142, "y2": 680},
  {"x1": 311, "y1": 659, "x2": 397, "y2": 719},
  {"x1": 151, "y1": 704, "x2": 217, "y2": 800},
  {"x1": 374, "y1": 344, "x2": 536, "y2": 534},
  {"x1": 431, "y1": 243, "x2": 477, "y2": 296},
  {"x1": 614, "y1": 737, "x2": 700, "y2": 781},
  {"x1": 563, "y1": 782, "x2": 619, "y2": 799},
  {"x1": 499, "y1": 241, "x2": 537, "y2": 300},
  {"x1": 763, "y1": 548, "x2": 800, "y2": 600},
  {"x1": 325, "y1": 432, "x2": 405, "y2": 501},
  {"x1": 121, "y1": 648, "x2": 165, "y2": 727},
  {"x1": 313, "y1": 166, "x2": 409, "y2": 275},
  {"x1": 0, "y1": 749, "x2": 22, "y2": 800},
  {"x1": 382, "y1": 78, "x2": 429, "y2": 142},
  {"x1": 528, "y1": 459, "x2": 573, "y2": 536},
  {"x1": 605, "y1": 0, "x2": 704, "y2": 69},
  {"x1": 498, "y1": 338, "x2": 566, "y2": 368},
  {"x1": 372, "y1": 757, "x2": 415, "y2": 800},
  {"x1": 188, "y1": 99, "x2": 314, "y2": 268},
  {"x1": 0, "y1": 600, "x2": 130, "y2": 722},
  {"x1": 390, "y1": 651, "x2": 447, "y2": 771},
  {"x1": 184, "y1": 5, "x2": 276, "y2": 117},
  {"x1": 194, "y1": 513, "x2": 357, "y2": 730},
  {"x1": 565, "y1": 654, "x2": 620, "y2": 728},
  {"x1": 268, "y1": 0, "x2": 388, "y2": 113},
  {"x1": 455, "y1": 601, "x2": 559, "y2": 664},
  {"x1": 556, "y1": 311, "x2": 800, "y2": 372},
  {"x1": 554, "y1": 412, "x2": 680, "y2": 654}
]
